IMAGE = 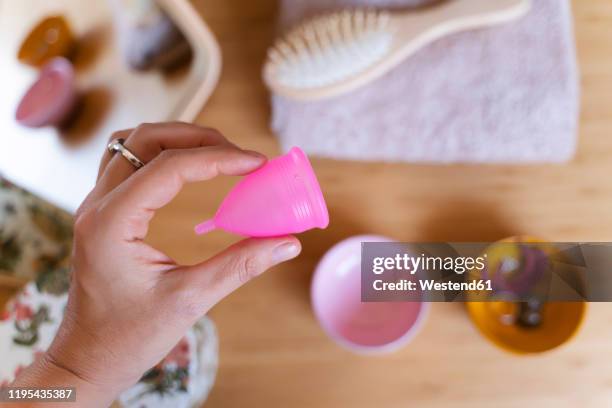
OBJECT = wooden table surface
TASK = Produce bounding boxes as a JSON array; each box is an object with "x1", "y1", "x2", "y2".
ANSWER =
[
  {"x1": 3, "y1": 0, "x2": 612, "y2": 406},
  {"x1": 146, "y1": 0, "x2": 612, "y2": 407}
]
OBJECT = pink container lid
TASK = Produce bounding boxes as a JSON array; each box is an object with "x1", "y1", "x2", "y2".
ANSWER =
[
  {"x1": 311, "y1": 235, "x2": 429, "y2": 354},
  {"x1": 15, "y1": 57, "x2": 77, "y2": 128}
]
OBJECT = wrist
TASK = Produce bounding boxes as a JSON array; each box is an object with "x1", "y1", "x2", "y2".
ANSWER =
[{"x1": 9, "y1": 352, "x2": 119, "y2": 407}]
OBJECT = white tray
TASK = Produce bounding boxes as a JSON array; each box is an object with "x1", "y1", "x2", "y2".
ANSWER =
[{"x1": 0, "y1": 0, "x2": 221, "y2": 212}]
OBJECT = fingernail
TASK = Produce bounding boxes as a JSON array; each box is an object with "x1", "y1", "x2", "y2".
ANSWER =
[
  {"x1": 244, "y1": 150, "x2": 267, "y2": 160},
  {"x1": 272, "y1": 242, "x2": 301, "y2": 264}
]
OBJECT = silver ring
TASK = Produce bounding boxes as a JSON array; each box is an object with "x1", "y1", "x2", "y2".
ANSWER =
[{"x1": 107, "y1": 138, "x2": 145, "y2": 169}]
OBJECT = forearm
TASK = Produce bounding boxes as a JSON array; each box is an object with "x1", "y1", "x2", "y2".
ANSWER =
[{"x1": 2, "y1": 353, "x2": 117, "y2": 408}]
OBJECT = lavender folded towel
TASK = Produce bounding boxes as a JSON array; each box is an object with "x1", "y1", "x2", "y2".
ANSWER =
[{"x1": 271, "y1": 0, "x2": 579, "y2": 163}]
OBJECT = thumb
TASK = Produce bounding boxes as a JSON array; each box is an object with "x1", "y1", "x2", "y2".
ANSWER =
[{"x1": 180, "y1": 236, "x2": 301, "y2": 308}]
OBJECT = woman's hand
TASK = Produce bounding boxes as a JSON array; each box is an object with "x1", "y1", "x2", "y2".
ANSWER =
[{"x1": 9, "y1": 123, "x2": 301, "y2": 406}]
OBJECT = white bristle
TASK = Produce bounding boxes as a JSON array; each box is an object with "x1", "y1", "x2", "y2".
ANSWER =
[{"x1": 266, "y1": 9, "x2": 394, "y2": 89}]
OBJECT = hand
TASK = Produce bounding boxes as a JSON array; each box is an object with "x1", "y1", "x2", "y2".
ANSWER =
[{"x1": 9, "y1": 123, "x2": 301, "y2": 406}]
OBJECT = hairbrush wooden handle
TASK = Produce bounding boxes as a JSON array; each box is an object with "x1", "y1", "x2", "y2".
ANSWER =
[{"x1": 266, "y1": 0, "x2": 531, "y2": 101}]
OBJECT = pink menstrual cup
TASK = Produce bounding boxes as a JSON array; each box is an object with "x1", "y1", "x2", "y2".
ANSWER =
[
  {"x1": 16, "y1": 57, "x2": 77, "y2": 128},
  {"x1": 311, "y1": 235, "x2": 429, "y2": 354},
  {"x1": 195, "y1": 147, "x2": 329, "y2": 237}
]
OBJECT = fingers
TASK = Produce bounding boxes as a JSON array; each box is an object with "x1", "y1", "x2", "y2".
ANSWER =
[
  {"x1": 172, "y1": 236, "x2": 302, "y2": 312},
  {"x1": 100, "y1": 144, "x2": 267, "y2": 240},
  {"x1": 96, "y1": 122, "x2": 232, "y2": 197}
]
